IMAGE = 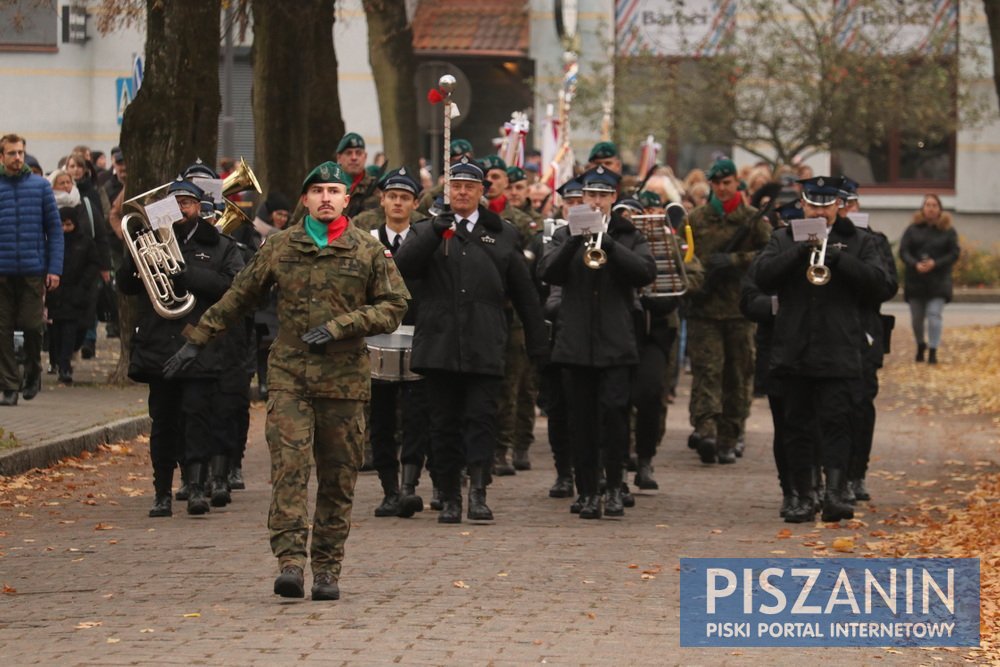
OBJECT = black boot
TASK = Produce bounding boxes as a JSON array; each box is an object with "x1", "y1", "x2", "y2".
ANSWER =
[
  {"x1": 569, "y1": 495, "x2": 584, "y2": 514},
  {"x1": 374, "y1": 469, "x2": 401, "y2": 517},
  {"x1": 785, "y1": 469, "x2": 818, "y2": 524},
  {"x1": 149, "y1": 466, "x2": 173, "y2": 518},
  {"x1": 185, "y1": 462, "x2": 210, "y2": 515},
  {"x1": 437, "y1": 473, "x2": 462, "y2": 524},
  {"x1": 604, "y1": 487, "x2": 624, "y2": 517},
  {"x1": 579, "y1": 494, "x2": 602, "y2": 519},
  {"x1": 915, "y1": 342, "x2": 927, "y2": 362},
  {"x1": 634, "y1": 458, "x2": 658, "y2": 490},
  {"x1": 549, "y1": 472, "x2": 574, "y2": 498},
  {"x1": 852, "y1": 477, "x2": 871, "y2": 502},
  {"x1": 779, "y1": 494, "x2": 797, "y2": 518},
  {"x1": 843, "y1": 477, "x2": 857, "y2": 505},
  {"x1": 493, "y1": 448, "x2": 515, "y2": 476},
  {"x1": 687, "y1": 431, "x2": 701, "y2": 450},
  {"x1": 429, "y1": 486, "x2": 444, "y2": 511},
  {"x1": 697, "y1": 437, "x2": 717, "y2": 464},
  {"x1": 228, "y1": 457, "x2": 245, "y2": 490},
  {"x1": 821, "y1": 468, "x2": 854, "y2": 523},
  {"x1": 175, "y1": 466, "x2": 190, "y2": 501},
  {"x1": 467, "y1": 464, "x2": 494, "y2": 521},
  {"x1": 716, "y1": 440, "x2": 737, "y2": 464},
  {"x1": 209, "y1": 455, "x2": 231, "y2": 507},
  {"x1": 928, "y1": 348, "x2": 938, "y2": 365},
  {"x1": 274, "y1": 565, "x2": 305, "y2": 598},
  {"x1": 512, "y1": 449, "x2": 531, "y2": 471},
  {"x1": 621, "y1": 482, "x2": 635, "y2": 508},
  {"x1": 397, "y1": 464, "x2": 424, "y2": 518}
]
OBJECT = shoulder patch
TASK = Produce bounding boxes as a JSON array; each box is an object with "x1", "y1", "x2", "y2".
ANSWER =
[{"x1": 384, "y1": 248, "x2": 394, "y2": 258}]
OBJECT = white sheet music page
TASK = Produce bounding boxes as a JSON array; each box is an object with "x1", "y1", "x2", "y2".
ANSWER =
[
  {"x1": 145, "y1": 195, "x2": 183, "y2": 230},
  {"x1": 566, "y1": 204, "x2": 605, "y2": 237},
  {"x1": 790, "y1": 217, "x2": 829, "y2": 243}
]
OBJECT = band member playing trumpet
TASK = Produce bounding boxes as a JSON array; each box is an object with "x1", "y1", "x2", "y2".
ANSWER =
[
  {"x1": 752, "y1": 176, "x2": 888, "y2": 523},
  {"x1": 117, "y1": 176, "x2": 245, "y2": 518},
  {"x1": 538, "y1": 167, "x2": 656, "y2": 519}
]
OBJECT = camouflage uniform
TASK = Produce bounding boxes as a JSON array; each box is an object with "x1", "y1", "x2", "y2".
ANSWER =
[
  {"x1": 416, "y1": 183, "x2": 444, "y2": 217},
  {"x1": 351, "y1": 206, "x2": 424, "y2": 233},
  {"x1": 185, "y1": 223, "x2": 408, "y2": 578},
  {"x1": 345, "y1": 172, "x2": 380, "y2": 218},
  {"x1": 684, "y1": 200, "x2": 770, "y2": 456}
]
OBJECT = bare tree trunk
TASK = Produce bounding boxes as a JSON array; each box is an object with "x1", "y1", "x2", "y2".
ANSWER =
[
  {"x1": 986, "y1": 0, "x2": 1000, "y2": 109},
  {"x1": 111, "y1": 0, "x2": 221, "y2": 385},
  {"x1": 363, "y1": 0, "x2": 420, "y2": 174},
  {"x1": 253, "y1": 0, "x2": 344, "y2": 204}
]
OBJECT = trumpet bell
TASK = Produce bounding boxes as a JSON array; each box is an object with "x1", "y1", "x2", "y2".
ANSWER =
[
  {"x1": 583, "y1": 247, "x2": 607, "y2": 269},
  {"x1": 806, "y1": 264, "x2": 831, "y2": 285}
]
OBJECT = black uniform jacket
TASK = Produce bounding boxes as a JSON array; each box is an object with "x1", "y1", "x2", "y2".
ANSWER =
[
  {"x1": 375, "y1": 223, "x2": 422, "y2": 326},
  {"x1": 118, "y1": 218, "x2": 244, "y2": 382},
  {"x1": 394, "y1": 206, "x2": 546, "y2": 377},
  {"x1": 753, "y1": 216, "x2": 886, "y2": 380},
  {"x1": 857, "y1": 226, "x2": 899, "y2": 368},
  {"x1": 538, "y1": 213, "x2": 656, "y2": 368}
]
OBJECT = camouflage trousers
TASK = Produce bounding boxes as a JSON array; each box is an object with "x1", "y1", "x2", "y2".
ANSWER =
[
  {"x1": 686, "y1": 318, "x2": 755, "y2": 447},
  {"x1": 265, "y1": 391, "x2": 365, "y2": 579},
  {"x1": 496, "y1": 325, "x2": 537, "y2": 455}
]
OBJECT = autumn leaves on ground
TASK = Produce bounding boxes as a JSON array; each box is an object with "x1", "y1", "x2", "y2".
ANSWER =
[{"x1": 877, "y1": 325, "x2": 1000, "y2": 662}]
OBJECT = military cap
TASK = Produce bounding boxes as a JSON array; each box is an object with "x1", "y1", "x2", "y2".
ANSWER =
[
  {"x1": 579, "y1": 165, "x2": 621, "y2": 193},
  {"x1": 479, "y1": 154, "x2": 507, "y2": 174},
  {"x1": 166, "y1": 177, "x2": 205, "y2": 200},
  {"x1": 707, "y1": 158, "x2": 737, "y2": 181},
  {"x1": 840, "y1": 176, "x2": 860, "y2": 200},
  {"x1": 183, "y1": 159, "x2": 218, "y2": 180},
  {"x1": 429, "y1": 194, "x2": 447, "y2": 216},
  {"x1": 638, "y1": 190, "x2": 663, "y2": 208},
  {"x1": 556, "y1": 178, "x2": 584, "y2": 199},
  {"x1": 336, "y1": 132, "x2": 366, "y2": 154},
  {"x1": 506, "y1": 166, "x2": 526, "y2": 183},
  {"x1": 450, "y1": 138, "x2": 474, "y2": 158},
  {"x1": 378, "y1": 166, "x2": 421, "y2": 196},
  {"x1": 798, "y1": 176, "x2": 846, "y2": 206},
  {"x1": 588, "y1": 141, "x2": 618, "y2": 162},
  {"x1": 450, "y1": 155, "x2": 485, "y2": 182},
  {"x1": 301, "y1": 160, "x2": 351, "y2": 193},
  {"x1": 612, "y1": 197, "x2": 644, "y2": 215},
  {"x1": 775, "y1": 199, "x2": 804, "y2": 222}
]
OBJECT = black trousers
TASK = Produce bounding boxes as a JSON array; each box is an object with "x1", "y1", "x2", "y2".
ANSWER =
[
  {"x1": 563, "y1": 365, "x2": 631, "y2": 495},
  {"x1": 849, "y1": 363, "x2": 879, "y2": 480},
  {"x1": 370, "y1": 378, "x2": 430, "y2": 475},
  {"x1": 47, "y1": 319, "x2": 80, "y2": 374},
  {"x1": 781, "y1": 376, "x2": 854, "y2": 474},
  {"x1": 767, "y1": 393, "x2": 792, "y2": 495},
  {"x1": 147, "y1": 378, "x2": 220, "y2": 469},
  {"x1": 538, "y1": 363, "x2": 571, "y2": 474},
  {"x1": 422, "y1": 371, "x2": 503, "y2": 491},
  {"x1": 215, "y1": 376, "x2": 252, "y2": 461},
  {"x1": 631, "y1": 321, "x2": 676, "y2": 460}
]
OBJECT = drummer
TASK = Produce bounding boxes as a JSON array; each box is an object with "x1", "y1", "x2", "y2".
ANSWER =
[{"x1": 368, "y1": 167, "x2": 431, "y2": 518}]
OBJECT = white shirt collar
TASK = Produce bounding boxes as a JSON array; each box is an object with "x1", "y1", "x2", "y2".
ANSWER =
[
  {"x1": 371, "y1": 226, "x2": 410, "y2": 244},
  {"x1": 456, "y1": 208, "x2": 479, "y2": 230}
]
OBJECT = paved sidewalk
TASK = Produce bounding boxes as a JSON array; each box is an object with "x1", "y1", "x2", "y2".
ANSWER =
[{"x1": 0, "y1": 324, "x2": 996, "y2": 665}]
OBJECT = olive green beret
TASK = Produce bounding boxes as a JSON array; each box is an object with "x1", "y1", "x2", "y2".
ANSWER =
[
  {"x1": 588, "y1": 141, "x2": 618, "y2": 161},
  {"x1": 506, "y1": 166, "x2": 526, "y2": 183},
  {"x1": 301, "y1": 161, "x2": 351, "y2": 193},
  {"x1": 336, "y1": 132, "x2": 365, "y2": 154}
]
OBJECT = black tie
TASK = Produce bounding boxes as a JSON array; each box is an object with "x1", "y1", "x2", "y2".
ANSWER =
[
  {"x1": 455, "y1": 219, "x2": 467, "y2": 238},
  {"x1": 391, "y1": 235, "x2": 401, "y2": 253}
]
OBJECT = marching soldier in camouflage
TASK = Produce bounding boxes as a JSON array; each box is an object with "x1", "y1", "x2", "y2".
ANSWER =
[
  {"x1": 506, "y1": 165, "x2": 544, "y2": 232},
  {"x1": 337, "y1": 132, "x2": 380, "y2": 218},
  {"x1": 480, "y1": 155, "x2": 535, "y2": 247},
  {"x1": 685, "y1": 158, "x2": 771, "y2": 464},
  {"x1": 163, "y1": 161, "x2": 409, "y2": 601}
]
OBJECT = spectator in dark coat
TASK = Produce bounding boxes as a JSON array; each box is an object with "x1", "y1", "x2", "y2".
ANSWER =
[
  {"x1": 898, "y1": 194, "x2": 960, "y2": 365},
  {"x1": 46, "y1": 207, "x2": 100, "y2": 383}
]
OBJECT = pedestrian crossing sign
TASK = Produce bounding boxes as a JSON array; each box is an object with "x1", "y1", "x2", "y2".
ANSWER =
[{"x1": 116, "y1": 77, "x2": 134, "y2": 126}]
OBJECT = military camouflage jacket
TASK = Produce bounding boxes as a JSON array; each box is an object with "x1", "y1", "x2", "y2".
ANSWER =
[
  {"x1": 345, "y1": 172, "x2": 380, "y2": 218},
  {"x1": 685, "y1": 201, "x2": 770, "y2": 320},
  {"x1": 185, "y1": 223, "x2": 409, "y2": 399}
]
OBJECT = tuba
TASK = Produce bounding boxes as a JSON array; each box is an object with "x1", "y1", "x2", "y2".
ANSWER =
[{"x1": 632, "y1": 205, "x2": 689, "y2": 298}]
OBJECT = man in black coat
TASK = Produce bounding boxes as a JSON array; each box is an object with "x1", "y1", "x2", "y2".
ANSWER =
[
  {"x1": 117, "y1": 178, "x2": 245, "y2": 517},
  {"x1": 537, "y1": 167, "x2": 656, "y2": 519},
  {"x1": 753, "y1": 177, "x2": 887, "y2": 524},
  {"x1": 394, "y1": 157, "x2": 547, "y2": 524}
]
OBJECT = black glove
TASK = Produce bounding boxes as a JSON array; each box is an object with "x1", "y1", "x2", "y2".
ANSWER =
[
  {"x1": 824, "y1": 245, "x2": 842, "y2": 267},
  {"x1": 430, "y1": 209, "x2": 455, "y2": 236},
  {"x1": 301, "y1": 324, "x2": 334, "y2": 345},
  {"x1": 706, "y1": 253, "x2": 733, "y2": 273},
  {"x1": 599, "y1": 233, "x2": 616, "y2": 252},
  {"x1": 170, "y1": 269, "x2": 188, "y2": 294},
  {"x1": 163, "y1": 341, "x2": 203, "y2": 379}
]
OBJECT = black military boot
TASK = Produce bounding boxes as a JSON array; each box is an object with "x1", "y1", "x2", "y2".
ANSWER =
[
  {"x1": 273, "y1": 564, "x2": 305, "y2": 598},
  {"x1": 779, "y1": 494, "x2": 797, "y2": 518},
  {"x1": 429, "y1": 486, "x2": 444, "y2": 511},
  {"x1": 467, "y1": 464, "x2": 494, "y2": 521},
  {"x1": 396, "y1": 464, "x2": 424, "y2": 518},
  {"x1": 843, "y1": 478, "x2": 857, "y2": 505},
  {"x1": 634, "y1": 458, "x2": 658, "y2": 490},
  {"x1": 578, "y1": 495, "x2": 602, "y2": 520},
  {"x1": 493, "y1": 448, "x2": 515, "y2": 476},
  {"x1": 209, "y1": 455, "x2": 231, "y2": 508},
  {"x1": 311, "y1": 572, "x2": 340, "y2": 601},
  {"x1": 148, "y1": 466, "x2": 173, "y2": 518},
  {"x1": 716, "y1": 440, "x2": 737, "y2": 465},
  {"x1": 437, "y1": 472, "x2": 462, "y2": 524},
  {"x1": 549, "y1": 471, "x2": 574, "y2": 498},
  {"x1": 512, "y1": 449, "x2": 531, "y2": 471},
  {"x1": 175, "y1": 466, "x2": 190, "y2": 501},
  {"x1": 734, "y1": 438, "x2": 746, "y2": 458},
  {"x1": 374, "y1": 469, "x2": 401, "y2": 517},
  {"x1": 185, "y1": 462, "x2": 210, "y2": 515},
  {"x1": 687, "y1": 431, "x2": 700, "y2": 450},
  {"x1": 915, "y1": 342, "x2": 927, "y2": 362},
  {"x1": 605, "y1": 486, "x2": 625, "y2": 517},
  {"x1": 697, "y1": 437, "x2": 717, "y2": 464},
  {"x1": 228, "y1": 456, "x2": 245, "y2": 490},
  {"x1": 928, "y1": 348, "x2": 938, "y2": 364},
  {"x1": 852, "y1": 477, "x2": 871, "y2": 502},
  {"x1": 569, "y1": 495, "x2": 584, "y2": 513},
  {"x1": 821, "y1": 469, "x2": 854, "y2": 523},
  {"x1": 785, "y1": 469, "x2": 818, "y2": 524}
]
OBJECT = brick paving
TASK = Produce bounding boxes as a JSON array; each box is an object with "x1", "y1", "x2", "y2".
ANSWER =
[{"x1": 0, "y1": 322, "x2": 996, "y2": 665}]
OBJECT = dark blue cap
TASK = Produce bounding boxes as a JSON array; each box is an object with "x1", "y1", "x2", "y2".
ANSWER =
[
  {"x1": 449, "y1": 155, "x2": 485, "y2": 183},
  {"x1": 840, "y1": 176, "x2": 859, "y2": 200},
  {"x1": 579, "y1": 165, "x2": 621, "y2": 193},
  {"x1": 556, "y1": 178, "x2": 584, "y2": 199},
  {"x1": 378, "y1": 167, "x2": 421, "y2": 196},
  {"x1": 429, "y1": 195, "x2": 447, "y2": 216},
  {"x1": 612, "y1": 197, "x2": 644, "y2": 215},
  {"x1": 798, "y1": 176, "x2": 847, "y2": 206},
  {"x1": 775, "y1": 199, "x2": 804, "y2": 222},
  {"x1": 166, "y1": 177, "x2": 205, "y2": 200},
  {"x1": 183, "y1": 159, "x2": 218, "y2": 180}
]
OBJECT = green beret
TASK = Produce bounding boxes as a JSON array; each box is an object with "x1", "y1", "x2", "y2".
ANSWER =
[
  {"x1": 480, "y1": 154, "x2": 507, "y2": 173},
  {"x1": 638, "y1": 190, "x2": 663, "y2": 208},
  {"x1": 707, "y1": 158, "x2": 737, "y2": 181},
  {"x1": 336, "y1": 132, "x2": 365, "y2": 154},
  {"x1": 588, "y1": 141, "x2": 618, "y2": 161},
  {"x1": 450, "y1": 138, "x2": 474, "y2": 158},
  {"x1": 506, "y1": 166, "x2": 526, "y2": 183},
  {"x1": 301, "y1": 161, "x2": 351, "y2": 193}
]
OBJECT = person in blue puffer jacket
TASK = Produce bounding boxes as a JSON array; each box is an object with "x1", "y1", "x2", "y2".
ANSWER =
[{"x1": 0, "y1": 133, "x2": 64, "y2": 406}]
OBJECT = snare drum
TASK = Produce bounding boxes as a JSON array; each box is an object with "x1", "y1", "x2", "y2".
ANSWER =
[{"x1": 366, "y1": 325, "x2": 421, "y2": 381}]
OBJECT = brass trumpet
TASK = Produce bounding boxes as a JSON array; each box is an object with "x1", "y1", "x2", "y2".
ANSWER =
[
  {"x1": 583, "y1": 231, "x2": 607, "y2": 269},
  {"x1": 806, "y1": 237, "x2": 831, "y2": 285}
]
